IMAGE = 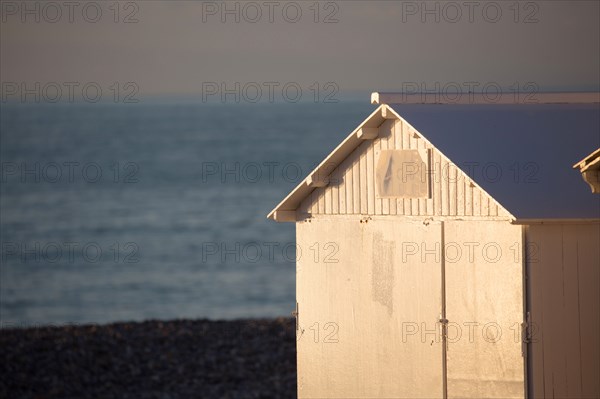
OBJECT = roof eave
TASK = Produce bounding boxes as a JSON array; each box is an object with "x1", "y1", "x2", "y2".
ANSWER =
[
  {"x1": 573, "y1": 148, "x2": 600, "y2": 193},
  {"x1": 512, "y1": 218, "x2": 600, "y2": 225},
  {"x1": 267, "y1": 104, "x2": 397, "y2": 222},
  {"x1": 573, "y1": 148, "x2": 600, "y2": 170}
]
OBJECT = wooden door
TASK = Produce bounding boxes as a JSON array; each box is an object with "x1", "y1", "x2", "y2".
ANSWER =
[
  {"x1": 296, "y1": 218, "x2": 444, "y2": 398},
  {"x1": 444, "y1": 221, "x2": 525, "y2": 398}
]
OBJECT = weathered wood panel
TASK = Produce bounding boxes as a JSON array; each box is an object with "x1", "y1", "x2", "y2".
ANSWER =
[
  {"x1": 299, "y1": 120, "x2": 511, "y2": 219},
  {"x1": 444, "y1": 221, "x2": 525, "y2": 398},
  {"x1": 527, "y1": 223, "x2": 600, "y2": 399},
  {"x1": 296, "y1": 218, "x2": 444, "y2": 398}
]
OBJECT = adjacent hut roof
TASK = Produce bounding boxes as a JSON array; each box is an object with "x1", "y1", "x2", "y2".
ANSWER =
[
  {"x1": 269, "y1": 98, "x2": 600, "y2": 221},
  {"x1": 573, "y1": 148, "x2": 600, "y2": 194}
]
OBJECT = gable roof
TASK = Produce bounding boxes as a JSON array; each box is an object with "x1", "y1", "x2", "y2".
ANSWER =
[
  {"x1": 268, "y1": 101, "x2": 600, "y2": 221},
  {"x1": 268, "y1": 104, "x2": 513, "y2": 221}
]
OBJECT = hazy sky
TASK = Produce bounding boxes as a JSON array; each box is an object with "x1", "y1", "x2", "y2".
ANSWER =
[{"x1": 1, "y1": 1, "x2": 599, "y2": 99}]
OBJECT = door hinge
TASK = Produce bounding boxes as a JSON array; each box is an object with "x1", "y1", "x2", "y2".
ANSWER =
[
  {"x1": 521, "y1": 311, "x2": 532, "y2": 357},
  {"x1": 291, "y1": 302, "x2": 299, "y2": 331},
  {"x1": 523, "y1": 311, "x2": 533, "y2": 343}
]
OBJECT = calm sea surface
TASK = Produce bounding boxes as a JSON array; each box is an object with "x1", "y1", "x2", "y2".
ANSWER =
[{"x1": 0, "y1": 102, "x2": 374, "y2": 326}]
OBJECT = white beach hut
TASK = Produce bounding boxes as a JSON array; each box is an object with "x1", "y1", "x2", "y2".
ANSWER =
[{"x1": 268, "y1": 93, "x2": 600, "y2": 399}]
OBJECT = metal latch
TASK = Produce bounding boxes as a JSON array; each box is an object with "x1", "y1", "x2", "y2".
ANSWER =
[{"x1": 438, "y1": 315, "x2": 449, "y2": 341}]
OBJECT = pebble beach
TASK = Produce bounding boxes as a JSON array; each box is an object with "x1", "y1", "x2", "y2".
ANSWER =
[{"x1": 0, "y1": 318, "x2": 296, "y2": 399}]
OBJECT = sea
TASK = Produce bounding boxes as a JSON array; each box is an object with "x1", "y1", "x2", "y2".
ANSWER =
[
  {"x1": 0, "y1": 100, "x2": 374, "y2": 326},
  {"x1": 2, "y1": 100, "x2": 598, "y2": 327}
]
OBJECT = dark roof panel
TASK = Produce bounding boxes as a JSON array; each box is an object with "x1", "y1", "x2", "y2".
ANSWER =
[{"x1": 389, "y1": 104, "x2": 600, "y2": 218}]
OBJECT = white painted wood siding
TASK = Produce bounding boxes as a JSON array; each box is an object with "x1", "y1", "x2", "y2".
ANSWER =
[
  {"x1": 527, "y1": 223, "x2": 600, "y2": 399},
  {"x1": 296, "y1": 218, "x2": 444, "y2": 398},
  {"x1": 298, "y1": 119, "x2": 511, "y2": 219},
  {"x1": 445, "y1": 220, "x2": 525, "y2": 398}
]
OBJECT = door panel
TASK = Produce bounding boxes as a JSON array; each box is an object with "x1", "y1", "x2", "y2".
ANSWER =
[
  {"x1": 444, "y1": 221, "x2": 525, "y2": 398},
  {"x1": 297, "y1": 218, "x2": 443, "y2": 398}
]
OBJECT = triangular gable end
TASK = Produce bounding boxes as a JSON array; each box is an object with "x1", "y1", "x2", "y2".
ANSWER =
[{"x1": 268, "y1": 105, "x2": 514, "y2": 222}]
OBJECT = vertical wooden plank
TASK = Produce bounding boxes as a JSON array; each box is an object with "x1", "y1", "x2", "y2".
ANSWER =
[
  {"x1": 498, "y1": 205, "x2": 511, "y2": 218},
  {"x1": 528, "y1": 225, "x2": 561, "y2": 397},
  {"x1": 577, "y1": 224, "x2": 600, "y2": 397},
  {"x1": 343, "y1": 158, "x2": 351, "y2": 215},
  {"x1": 374, "y1": 139, "x2": 383, "y2": 216},
  {"x1": 527, "y1": 225, "x2": 545, "y2": 399},
  {"x1": 353, "y1": 153, "x2": 360, "y2": 214},
  {"x1": 528, "y1": 224, "x2": 599, "y2": 398},
  {"x1": 360, "y1": 143, "x2": 368, "y2": 215},
  {"x1": 465, "y1": 181, "x2": 473, "y2": 216},
  {"x1": 457, "y1": 170, "x2": 465, "y2": 216},
  {"x1": 562, "y1": 225, "x2": 583, "y2": 399},
  {"x1": 380, "y1": 121, "x2": 391, "y2": 215},
  {"x1": 311, "y1": 192, "x2": 318, "y2": 215},
  {"x1": 448, "y1": 165, "x2": 457, "y2": 216},
  {"x1": 389, "y1": 121, "x2": 397, "y2": 216},
  {"x1": 317, "y1": 188, "x2": 324, "y2": 214},
  {"x1": 366, "y1": 141, "x2": 375, "y2": 215},
  {"x1": 396, "y1": 119, "x2": 404, "y2": 152},
  {"x1": 541, "y1": 226, "x2": 567, "y2": 397},
  {"x1": 473, "y1": 187, "x2": 481, "y2": 217},
  {"x1": 434, "y1": 151, "x2": 442, "y2": 216},
  {"x1": 302, "y1": 193, "x2": 309, "y2": 215},
  {"x1": 298, "y1": 195, "x2": 309, "y2": 215},
  {"x1": 482, "y1": 194, "x2": 490, "y2": 217},
  {"x1": 425, "y1": 147, "x2": 434, "y2": 216},
  {"x1": 404, "y1": 125, "x2": 412, "y2": 215},
  {"x1": 330, "y1": 164, "x2": 339, "y2": 215},
  {"x1": 410, "y1": 130, "x2": 419, "y2": 215},
  {"x1": 396, "y1": 120, "x2": 405, "y2": 215},
  {"x1": 337, "y1": 160, "x2": 346, "y2": 215},
  {"x1": 386, "y1": 122, "x2": 396, "y2": 215},
  {"x1": 325, "y1": 182, "x2": 332, "y2": 214},
  {"x1": 414, "y1": 132, "x2": 423, "y2": 215},
  {"x1": 418, "y1": 138, "x2": 428, "y2": 215},
  {"x1": 387, "y1": 127, "x2": 398, "y2": 215},
  {"x1": 441, "y1": 158, "x2": 449, "y2": 216}
]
